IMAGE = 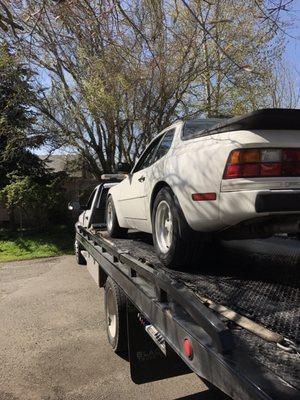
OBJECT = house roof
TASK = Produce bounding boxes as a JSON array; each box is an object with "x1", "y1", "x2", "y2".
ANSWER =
[{"x1": 39, "y1": 154, "x2": 83, "y2": 178}]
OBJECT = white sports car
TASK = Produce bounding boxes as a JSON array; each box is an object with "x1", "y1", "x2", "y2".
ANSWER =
[{"x1": 106, "y1": 109, "x2": 300, "y2": 268}]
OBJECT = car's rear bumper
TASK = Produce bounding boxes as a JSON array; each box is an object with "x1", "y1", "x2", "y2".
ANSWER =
[
  {"x1": 219, "y1": 189, "x2": 300, "y2": 227},
  {"x1": 182, "y1": 189, "x2": 300, "y2": 233},
  {"x1": 255, "y1": 192, "x2": 300, "y2": 213}
]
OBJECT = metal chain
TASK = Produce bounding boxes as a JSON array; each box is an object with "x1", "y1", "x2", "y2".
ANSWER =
[{"x1": 277, "y1": 338, "x2": 300, "y2": 354}]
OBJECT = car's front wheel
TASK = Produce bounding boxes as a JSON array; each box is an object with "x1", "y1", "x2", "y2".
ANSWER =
[
  {"x1": 106, "y1": 196, "x2": 128, "y2": 238},
  {"x1": 152, "y1": 187, "x2": 202, "y2": 269}
]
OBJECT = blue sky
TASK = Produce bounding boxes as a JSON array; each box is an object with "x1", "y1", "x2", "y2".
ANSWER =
[
  {"x1": 285, "y1": 0, "x2": 300, "y2": 59},
  {"x1": 284, "y1": 0, "x2": 300, "y2": 102}
]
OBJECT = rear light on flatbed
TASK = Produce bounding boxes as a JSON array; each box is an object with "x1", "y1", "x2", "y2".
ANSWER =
[
  {"x1": 183, "y1": 338, "x2": 193, "y2": 360},
  {"x1": 224, "y1": 148, "x2": 300, "y2": 179}
]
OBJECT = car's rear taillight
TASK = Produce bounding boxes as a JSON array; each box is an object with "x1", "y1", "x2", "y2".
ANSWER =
[{"x1": 223, "y1": 148, "x2": 300, "y2": 179}]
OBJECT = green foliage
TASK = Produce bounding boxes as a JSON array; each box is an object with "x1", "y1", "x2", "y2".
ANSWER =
[
  {"x1": 1, "y1": 176, "x2": 42, "y2": 212},
  {"x1": 0, "y1": 43, "x2": 67, "y2": 229},
  {"x1": 0, "y1": 43, "x2": 35, "y2": 136},
  {"x1": 0, "y1": 42, "x2": 44, "y2": 188},
  {"x1": 0, "y1": 174, "x2": 68, "y2": 229},
  {"x1": 0, "y1": 227, "x2": 74, "y2": 262}
]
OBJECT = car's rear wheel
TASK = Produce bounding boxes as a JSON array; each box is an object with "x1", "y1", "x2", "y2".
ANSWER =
[
  {"x1": 106, "y1": 196, "x2": 128, "y2": 238},
  {"x1": 152, "y1": 187, "x2": 202, "y2": 269}
]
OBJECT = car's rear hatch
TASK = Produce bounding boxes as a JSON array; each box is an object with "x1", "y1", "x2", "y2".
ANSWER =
[{"x1": 200, "y1": 108, "x2": 300, "y2": 137}]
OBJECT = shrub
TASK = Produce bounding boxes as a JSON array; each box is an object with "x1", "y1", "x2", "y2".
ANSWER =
[{"x1": 0, "y1": 174, "x2": 68, "y2": 230}]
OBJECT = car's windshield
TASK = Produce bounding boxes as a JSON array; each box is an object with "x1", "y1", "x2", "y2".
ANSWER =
[{"x1": 183, "y1": 118, "x2": 225, "y2": 139}]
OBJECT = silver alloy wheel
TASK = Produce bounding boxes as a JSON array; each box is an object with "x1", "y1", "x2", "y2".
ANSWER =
[
  {"x1": 106, "y1": 286, "x2": 117, "y2": 339},
  {"x1": 107, "y1": 201, "x2": 113, "y2": 231},
  {"x1": 155, "y1": 200, "x2": 173, "y2": 254}
]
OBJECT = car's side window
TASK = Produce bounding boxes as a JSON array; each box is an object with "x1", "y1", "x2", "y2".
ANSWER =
[
  {"x1": 152, "y1": 129, "x2": 175, "y2": 163},
  {"x1": 133, "y1": 136, "x2": 163, "y2": 173}
]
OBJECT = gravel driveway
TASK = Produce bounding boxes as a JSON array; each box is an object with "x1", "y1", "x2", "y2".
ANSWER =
[{"x1": 0, "y1": 256, "x2": 228, "y2": 400}]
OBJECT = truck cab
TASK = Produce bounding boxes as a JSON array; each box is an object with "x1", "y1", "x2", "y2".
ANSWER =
[{"x1": 73, "y1": 183, "x2": 118, "y2": 230}]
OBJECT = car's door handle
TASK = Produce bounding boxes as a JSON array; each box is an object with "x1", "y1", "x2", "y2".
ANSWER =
[{"x1": 138, "y1": 176, "x2": 145, "y2": 182}]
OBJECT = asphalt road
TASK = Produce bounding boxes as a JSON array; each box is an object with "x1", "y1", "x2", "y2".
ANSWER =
[{"x1": 0, "y1": 256, "x2": 228, "y2": 400}]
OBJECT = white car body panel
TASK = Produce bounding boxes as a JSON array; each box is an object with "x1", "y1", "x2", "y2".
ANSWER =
[{"x1": 109, "y1": 119, "x2": 300, "y2": 235}]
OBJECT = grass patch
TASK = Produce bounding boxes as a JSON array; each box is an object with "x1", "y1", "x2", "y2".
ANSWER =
[{"x1": 0, "y1": 226, "x2": 74, "y2": 262}]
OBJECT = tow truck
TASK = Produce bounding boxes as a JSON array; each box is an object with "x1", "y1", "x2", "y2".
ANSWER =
[{"x1": 69, "y1": 180, "x2": 299, "y2": 400}]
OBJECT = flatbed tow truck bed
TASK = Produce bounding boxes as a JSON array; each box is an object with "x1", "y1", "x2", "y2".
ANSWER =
[{"x1": 76, "y1": 225, "x2": 299, "y2": 400}]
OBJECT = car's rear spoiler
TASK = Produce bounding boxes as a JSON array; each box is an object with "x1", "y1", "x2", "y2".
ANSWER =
[{"x1": 201, "y1": 108, "x2": 300, "y2": 136}]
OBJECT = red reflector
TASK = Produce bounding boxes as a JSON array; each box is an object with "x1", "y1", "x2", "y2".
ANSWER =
[
  {"x1": 282, "y1": 162, "x2": 300, "y2": 176},
  {"x1": 283, "y1": 149, "x2": 300, "y2": 162},
  {"x1": 260, "y1": 163, "x2": 281, "y2": 177},
  {"x1": 183, "y1": 338, "x2": 193, "y2": 359},
  {"x1": 192, "y1": 193, "x2": 216, "y2": 201}
]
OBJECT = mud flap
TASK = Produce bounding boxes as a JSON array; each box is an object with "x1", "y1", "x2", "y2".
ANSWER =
[{"x1": 127, "y1": 300, "x2": 191, "y2": 384}]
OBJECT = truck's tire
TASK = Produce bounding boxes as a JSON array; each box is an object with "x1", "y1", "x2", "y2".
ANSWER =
[
  {"x1": 75, "y1": 239, "x2": 86, "y2": 265},
  {"x1": 106, "y1": 196, "x2": 128, "y2": 238},
  {"x1": 104, "y1": 277, "x2": 128, "y2": 355},
  {"x1": 152, "y1": 187, "x2": 202, "y2": 269}
]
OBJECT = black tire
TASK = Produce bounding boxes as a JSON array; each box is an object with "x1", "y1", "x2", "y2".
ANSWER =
[
  {"x1": 152, "y1": 187, "x2": 202, "y2": 269},
  {"x1": 75, "y1": 239, "x2": 86, "y2": 265},
  {"x1": 106, "y1": 196, "x2": 128, "y2": 238},
  {"x1": 104, "y1": 277, "x2": 128, "y2": 355}
]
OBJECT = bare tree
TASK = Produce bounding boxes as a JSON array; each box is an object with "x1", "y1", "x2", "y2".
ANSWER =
[
  {"x1": 5, "y1": 0, "x2": 210, "y2": 174},
  {"x1": 3, "y1": 0, "x2": 297, "y2": 176},
  {"x1": 266, "y1": 61, "x2": 300, "y2": 108},
  {"x1": 0, "y1": 1, "x2": 23, "y2": 33}
]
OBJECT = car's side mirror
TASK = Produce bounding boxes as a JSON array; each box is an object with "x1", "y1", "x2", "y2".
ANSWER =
[
  {"x1": 68, "y1": 201, "x2": 85, "y2": 212},
  {"x1": 117, "y1": 162, "x2": 132, "y2": 174}
]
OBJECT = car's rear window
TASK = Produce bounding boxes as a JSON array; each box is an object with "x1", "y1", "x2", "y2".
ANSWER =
[{"x1": 182, "y1": 118, "x2": 225, "y2": 139}]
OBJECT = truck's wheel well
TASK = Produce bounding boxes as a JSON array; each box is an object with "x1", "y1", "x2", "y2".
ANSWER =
[{"x1": 150, "y1": 181, "x2": 171, "y2": 216}]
